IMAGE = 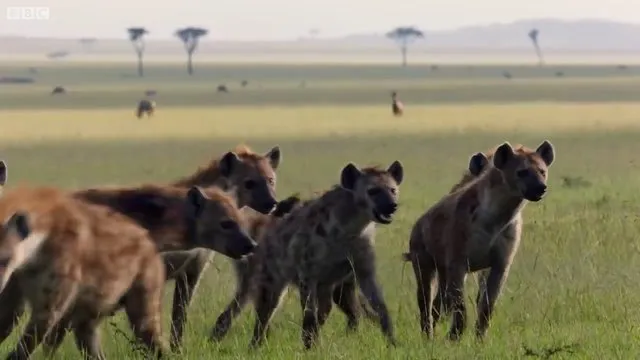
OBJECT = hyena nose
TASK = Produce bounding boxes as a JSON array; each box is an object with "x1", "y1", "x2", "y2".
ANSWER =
[{"x1": 383, "y1": 202, "x2": 398, "y2": 215}]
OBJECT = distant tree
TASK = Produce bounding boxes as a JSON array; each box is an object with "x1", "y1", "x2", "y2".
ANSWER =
[
  {"x1": 528, "y1": 28, "x2": 544, "y2": 66},
  {"x1": 175, "y1": 27, "x2": 208, "y2": 75},
  {"x1": 386, "y1": 26, "x2": 424, "y2": 67},
  {"x1": 127, "y1": 27, "x2": 149, "y2": 77}
]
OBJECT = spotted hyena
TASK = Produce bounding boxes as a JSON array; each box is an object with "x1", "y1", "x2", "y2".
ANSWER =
[
  {"x1": 0, "y1": 186, "x2": 169, "y2": 359},
  {"x1": 404, "y1": 141, "x2": 555, "y2": 340},
  {"x1": 39, "y1": 185, "x2": 258, "y2": 356},
  {"x1": 249, "y1": 161, "x2": 404, "y2": 349},
  {"x1": 0, "y1": 145, "x2": 282, "y2": 350}
]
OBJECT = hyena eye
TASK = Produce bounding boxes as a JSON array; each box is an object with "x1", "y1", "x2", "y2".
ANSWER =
[
  {"x1": 367, "y1": 188, "x2": 382, "y2": 196},
  {"x1": 267, "y1": 178, "x2": 275, "y2": 186},
  {"x1": 244, "y1": 180, "x2": 256, "y2": 189},
  {"x1": 220, "y1": 220, "x2": 236, "y2": 230}
]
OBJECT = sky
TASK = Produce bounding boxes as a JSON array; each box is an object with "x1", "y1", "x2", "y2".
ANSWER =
[{"x1": 1, "y1": 0, "x2": 639, "y2": 40}]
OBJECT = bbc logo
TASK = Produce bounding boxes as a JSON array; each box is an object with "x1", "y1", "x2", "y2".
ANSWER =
[{"x1": 6, "y1": 6, "x2": 50, "y2": 20}]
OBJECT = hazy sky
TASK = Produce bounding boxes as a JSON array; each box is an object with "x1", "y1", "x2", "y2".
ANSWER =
[{"x1": 2, "y1": 0, "x2": 639, "y2": 40}]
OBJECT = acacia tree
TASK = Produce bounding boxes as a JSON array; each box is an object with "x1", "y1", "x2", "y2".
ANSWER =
[
  {"x1": 528, "y1": 28, "x2": 544, "y2": 66},
  {"x1": 386, "y1": 26, "x2": 424, "y2": 67},
  {"x1": 175, "y1": 27, "x2": 208, "y2": 75},
  {"x1": 127, "y1": 27, "x2": 148, "y2": 77}
]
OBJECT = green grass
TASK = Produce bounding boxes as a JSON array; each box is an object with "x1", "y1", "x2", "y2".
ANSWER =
[{"x1": 0, "y1": 62, "x2": 639, "y2": 359}]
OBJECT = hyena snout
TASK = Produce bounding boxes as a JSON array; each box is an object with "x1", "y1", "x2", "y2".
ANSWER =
[
  {"x1": 226, "y1": 230, "x2": 259, "y2": 260},
  {"x1": 252, "y1": 189, "x2": 278, "y2": 214},
  {"x1": 370, "y1": 193, "x2": 398, "y2": 225},
  {"x1": 522, "y1": 182, "x2": 547, "y2": 202}
]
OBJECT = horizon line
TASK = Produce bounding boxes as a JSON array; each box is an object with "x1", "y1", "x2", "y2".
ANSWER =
[{"x1": 2, "y1": 17, "x2": 640, "y2": 42}]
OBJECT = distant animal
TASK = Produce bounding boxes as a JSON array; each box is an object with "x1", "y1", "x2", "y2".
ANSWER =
[
  {"x1": 217, "y1": 85, "x2": 229, "y2": 93},
  {"x1": 51, "y1": 86, "x2": 66, "y2": 95},
  {"x1": 136, "y1": 99, "x2": 156, "y2": 119},
  {"x1": 241, "y1": 80, "x2": 249, "y2": 87},
  {"x1": 555, "y1": 71, "x2": 564, "y2": 77},
  {"x1": 391, "y1": 91, "x2": 404, "y2": 116},
  {"x1": 502, "y1": 71, "x2": 512, "y2": 79},
  {"x1": 145, "y1": 89, "x2": 157, "y2": 96}
]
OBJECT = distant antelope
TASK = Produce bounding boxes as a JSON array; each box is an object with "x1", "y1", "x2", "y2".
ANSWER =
[
  {"x1": 136, "y1": 99, "x2": 156, "y2": 119},
  {"x1": 391, "y1": 91, "x2": 404, "y2": 116}
]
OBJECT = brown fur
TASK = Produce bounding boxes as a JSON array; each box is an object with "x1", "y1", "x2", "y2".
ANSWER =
[
  {"x1": 249, "y1": 161, "x2": 404, "y2": 350},
  {"x1": 0, "y1": 145, "x2": 282, "y2": 351},
  {"x1": 0, "y1": 186, "x2": 168, "y2": 359},
  {"x1": 38, "y1": 185, "x2": 258, "y2": 357},
  {"x1": 419, "y1": 144, "x2": 523, "y2": 322},
  {"x1": 405, "y1": 141, "x2": 555, "y2": 341}
]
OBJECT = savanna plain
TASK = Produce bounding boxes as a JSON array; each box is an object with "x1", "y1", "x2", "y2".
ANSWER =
[{"x1": 1, "y1": 60, "x2": 640, "y2": 359}]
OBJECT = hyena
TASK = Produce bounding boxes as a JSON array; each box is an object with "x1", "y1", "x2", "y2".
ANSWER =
[
  {"x1": 0, "y1": 186, "x2": 169, "y2": 359},
  {"x1": 405, "y1": 141, "x2": 555, "y2": 340},
  {"x1": 136, "y1": 99, "x2": 156, "y2": 119},
  {"x1": 38, "y1": 185, "x2": 258, "y2": 357},
  {"x1": 0, "y1": 145, "x2": 282, "y2": 350},
  {"x1": 406, "y1": 144, "x2": 525, "y2": 330},
  {"x1": 211, "y1": 194, "x2": 379, "y2": 341},
  {"x1": 250, "y1": 161, "x2": 404, "y2": 349}
]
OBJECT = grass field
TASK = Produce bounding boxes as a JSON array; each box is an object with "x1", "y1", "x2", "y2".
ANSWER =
[{"x1": 1, "y1": 61, "x2": 640, "y2": 359}]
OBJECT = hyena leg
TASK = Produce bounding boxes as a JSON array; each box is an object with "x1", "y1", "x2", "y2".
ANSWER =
[
  {"x1": 124, "y1": 260, "x2": 168, "y2": 358},
  {"x1": 446, "y1": 265, "x2": 468, "y2": 341},
  {"x1": 410, "y1": 252, "x2": 437, "y2": 338},
  {"x1": 475, "y1": 266, "x2": 509, "y2": 339},
  {"x1": 0, "y1": 276, "x2": 26, "y2": 344},
  {"x1": 41, "y1": 316, "x2": 72, "y2": 358},
  {"x1": 432, "y1": 266, "x2": 448, "y2": 325},
  {"x1": 169, "y1": 250, "x2": 213, "y2": 350},
  {"x1": 357, "y1": 274, "x2": 396, "y2": 346},
  {"x1": 211, "y1": 259, "x2": 253, "y2": 341},
  {"x1": 6, "y1": 283, "x2": 77, "y2": 360},
  {"x1": 249, "y1": 279, "x2": 287, "y2": 348},
  {"x1": 316, "y1": 284, "x2": 333, "y2": 328},
  {"x1": 299, "y1": 281, "x2": 320, "y2": 350},
  {"x1": 330, "y1": 277, "x2": 372, "y2": 331},
  {"x1": 72, "y1": 319, "x2": 105, "y2": 360}
]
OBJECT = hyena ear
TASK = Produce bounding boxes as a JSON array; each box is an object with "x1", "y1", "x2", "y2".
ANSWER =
[
  {"x1": 0, "y1": 161, "x2": 7, "y2": 186},
  {"x1": 340, "y1": 163, "x2": 362, "y2": 191},
  {"x1": 492, "y1": 142, "x2": 514, "y2": 170},
  {"x1": 535, "y1": 140, "x2": 555, "y2": 167},
  {"x1": 219, "y1": 152, "x2": 241, "y2": 177},
  {"x1": 264, "y1": 146, "x2": 281, "y2": 170},
  {"x1": 272, "y1": 194, "x2": 301, "y2": 218},
  {"x1": 186, "y1": 186, "x2": 208, "y2": 219},
  {"x1": 6, "y1": 212, "x2": 30, "y2": 240},
  {"x1": 387, "y1": 160, "x2": 404, "y2": 185},
  {"x1": 468, "y1": 152, "x2": 489, "y2": 176}
]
